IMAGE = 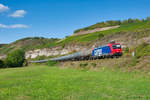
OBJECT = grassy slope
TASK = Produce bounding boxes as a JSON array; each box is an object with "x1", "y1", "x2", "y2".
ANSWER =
[
  {"x1": 57, "y1": 21, "x2": 150, "y2": 45},
  {"x1": 0, "y1": 37, "x2": 59, "y2": 55},
  {"x1": 0, "y1": 44, "x2": 8, "y2": 48},
  {"x1": 0, "y1": 65, "x2": 150, "y2": 100}
]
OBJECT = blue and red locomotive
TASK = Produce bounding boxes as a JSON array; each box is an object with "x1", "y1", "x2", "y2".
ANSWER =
[{"x1": 92, "y1": 42, "x2": 122, "y2": 58}]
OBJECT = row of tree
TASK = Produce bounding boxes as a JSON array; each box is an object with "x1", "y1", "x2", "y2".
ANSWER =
[
  {"x1": 0, "y1": 49, "x2": 26, "y2": 68},
  {"x1": 74, "y1": 17, "x2": 150, "y2": 33}
]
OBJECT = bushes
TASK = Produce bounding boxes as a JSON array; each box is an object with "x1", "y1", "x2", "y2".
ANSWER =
[
  {"x1": 130, "y1": 57, "x2": 139, "y2": 67},
  {"x1": 0, "y1": 49, "x2": 26, "y2": 68},
  {"x1": 46, "y1": 60, "x2": 58, "y2": 66},
  {"x1": 80, "y1": 63, "x2": 88, "y2": 68},
  {"x1": 98, "y1": 34, "x2": 104, "y2": 39},
  {"x1": 123, "y1": 47, "x2": 129, "y2": 53},
  {"x1": 135, "y1": 42, "x2": 150, "y2": 58},
  {"x1": 146, "y1": 17, "x2": 150, "y2": 21},
  {"x1": 5, "y1": 49, "x2": 25, "y2": 67},
  {"x1": 33, "y1": 56, "x2": 48, "y2": 61},
  {"x1": 91, "y1": 63, "x2": 97, "y2": 67},
  {"x1": 0, "y1": 60, "x2": 4, "y2": 68}
]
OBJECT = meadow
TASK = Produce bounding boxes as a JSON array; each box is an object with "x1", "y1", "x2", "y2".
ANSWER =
[{"x1": 0, "y1": 65, "x2": 150, "y2": 100}]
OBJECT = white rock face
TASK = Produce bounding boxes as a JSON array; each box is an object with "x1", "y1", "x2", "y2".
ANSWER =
[
  {"x1": 0, "y1": 55, "x2": 6, "y2": 59},
  {"x1": 25, "y1": 45, "x2": 88, "y2": 59}
]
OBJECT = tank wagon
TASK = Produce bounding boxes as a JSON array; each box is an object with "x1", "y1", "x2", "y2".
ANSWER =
[{"x1": 30, "y1": 42, "x2": 122, "y2": 63}]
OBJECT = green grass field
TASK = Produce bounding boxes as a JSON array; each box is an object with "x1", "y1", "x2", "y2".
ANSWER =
[{"x1": 0, "y1": 65, "x2": 150, "y2": 100}]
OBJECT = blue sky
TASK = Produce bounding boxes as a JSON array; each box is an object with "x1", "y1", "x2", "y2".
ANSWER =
[{"x1": 0, "y1": 0, "x2": 150, "y2": 43}]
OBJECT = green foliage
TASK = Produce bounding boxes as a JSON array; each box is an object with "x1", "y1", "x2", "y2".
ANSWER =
[
  {"x1": 1, "y1": 46, "x2": 15, "y2": 54},
  {"x1": 0, "y1": 60, "x2": 4, "y2": 68},
  {"x1": 135, "y1": 42, "x2": 150, "y2": 58},
  {"x1": 127, "y1": 18, "x2": 134, "y2": 23},
  {"x1": 91, "y1": 63, "x2": 97, "y2": 67},
  {"x1": 98, "y1": 33, "x2": 104, "y2": 39},
  {"x1": 121, "y1": 20, "x2": 128, "y2": 24},
  {"x1": 23, "y1": 60, "x2": 28, "y2": 66},
  {"x1": 14, "y1": 37, "x2": 46, "y2": 43},
  {"x1": 5, "y1": 49, "x2": 25, "y2": 67},
  {"x1": 0, "y1": 44, "x2": 7, "y2": 48},
  {"x1": 32, "y1": 56, "x2": 49, "y2": 61},
  {"x1": 80, "y1": 63, "x2": 88, "y2": 68},
  {"x1": 123, "y1": 47, "x2": 129, "y2": 53},
  {"x1": 129, "y1": 57, "x2": 139, "y2": 67},
  {"x1": 62, "y1": 43, "x2": 65, "y2": 48},
  {"x1": 146, "y1": 17, "x2": 150, "y2": 21},
  {"x1": 65, "y1": 35, "x2": 71, "y2": 38},
  {"x1": 46, "y1": 60, "x2": 58, "y2": 66},
  {"x1": 134, "y1": 18, "x2": 142, "y2": 23}
]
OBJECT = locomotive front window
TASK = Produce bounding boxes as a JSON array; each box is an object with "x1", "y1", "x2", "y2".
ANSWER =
[{"x1": 112, "y1": 45, "x2": 121, "y2": 49}]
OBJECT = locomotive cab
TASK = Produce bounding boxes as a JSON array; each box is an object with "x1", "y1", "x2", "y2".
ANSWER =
[{"x1": 108, "y1": 43, "x2": 123, "y2": 57}]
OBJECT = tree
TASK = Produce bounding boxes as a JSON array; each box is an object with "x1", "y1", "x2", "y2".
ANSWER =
[
  {"x1": 141, "y1": 19, "x2": 145, "y2": 22},
  {"x1": 134, "y1": 18, "x2": 141, "y2": 23},
  {"x1": 128, "y1": 18, "x2": 134, "y2": 23},
  {"x1": 98, "y1": 33, "x2": 104, "y2": 40},
  {"x1": 115, "y1": 20, "x2": 121, "y2": 25},
  {"x1": 146, "y1": 17, "x2": 150, "y2": 21},
  {"x1": 0, "y1": 60, "x2": 4, "y2": 68},
  {"x1": 121, "y1": 20, "x2": 128, "y2": 24},
  {"x1": 5, "y1": 49, "x2": 25, "y2": 67},
  {"x1": 105, "y1": 20, "x2": 114, "y2": 26}
]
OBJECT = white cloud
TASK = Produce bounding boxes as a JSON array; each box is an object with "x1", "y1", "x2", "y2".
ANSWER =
[
  {"x1": 9, "y1": 10, "x2": 27, "y2": 18},
  {"x1": 0, "y1": 4, "x2": 9, "y2": 13},
  {"x1": 0, "y1": 24, "x2": 29, "y2": 29}
]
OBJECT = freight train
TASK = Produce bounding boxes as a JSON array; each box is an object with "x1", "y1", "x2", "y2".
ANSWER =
[{"x1": 31, "y1": 41, "x2": 122, "y2": 63}]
